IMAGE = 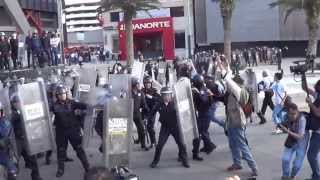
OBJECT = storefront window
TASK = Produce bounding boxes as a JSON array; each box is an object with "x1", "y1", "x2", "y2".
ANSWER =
[
  {"x1": 170, "y1": 6, "x2": 184, "y2": 17},
  {"x1": 175, "y1": 32, "x2": 185, "y2": 48},
  {"x1": 110, "y1": 12, "x2": 120, "y2": 22}
]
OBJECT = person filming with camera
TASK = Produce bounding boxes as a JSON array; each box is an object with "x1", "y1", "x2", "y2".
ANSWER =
[{"x1": 302, "y1": 79, "x2": 320, "y2": 180}]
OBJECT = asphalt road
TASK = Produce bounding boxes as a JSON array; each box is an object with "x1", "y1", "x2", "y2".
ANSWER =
[{"x1": 16, "y1": 59, "x2": 318, "y2": 180}]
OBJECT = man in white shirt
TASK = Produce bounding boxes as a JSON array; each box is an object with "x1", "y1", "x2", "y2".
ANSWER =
[
  {"x1": 50, "y1": 33, "x2": 60, "y2": 66},
  {"x1": 271, "y1": 71, "x2": 287, "y2": 134},
  {"x1": 257, "y1": 70, "x2": 274, "y2": 124}
]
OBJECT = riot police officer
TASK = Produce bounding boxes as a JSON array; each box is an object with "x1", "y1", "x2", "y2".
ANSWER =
[
  {"x1": 52, "y1": 85, "x2": 90, "y2": 177},
  {"x1": 0, "y1": 102, "x2": 17, "y2": 180},
  {"x1": 142, "y1": 76, "x2": 161, "y2": 149},
  {"x1": 192, "y1": 75, "x2": 216, "y2": 161},
  {"x1": 149, "y1": 87, "x2": 190, "y2": 168},
  {"x1": 11, "y1": 96, "x2": 43, "y2": 180},
  {"x1": 132, "y1": 78, "x2": 149, "y2": 151}
]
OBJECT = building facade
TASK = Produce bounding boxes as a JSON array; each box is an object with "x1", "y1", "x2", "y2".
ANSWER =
[
  {"x1": 195, "y1": 0, "x2": 320, "y2": 56},
  {"x1": 102, "y1": 0, "x2": 195, "y2": 60},
  {"x1": 19, "y1": 0, "x2": 58, "y2": 32},
  {"x1": 64, "y1": 0, "x2": 103, "y2": 47}
]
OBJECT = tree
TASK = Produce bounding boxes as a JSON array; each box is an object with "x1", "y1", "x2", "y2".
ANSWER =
[
  {"x1": 270, "y1": 0, "x2": 320, "y2": 56},
  {"x1": 213, "y1": 0, "x2": 236, "y2": 63},
  {"x1": 99, "y1": 0, "x2": 160, "y2": 66}
]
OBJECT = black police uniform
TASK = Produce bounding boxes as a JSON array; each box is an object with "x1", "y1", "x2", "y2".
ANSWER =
[
  {"x1": 192, "y1": 85, "x2": 216, "y2": 158},
  {"x1": 52, "y1": 99, "x2": 90, "y2": 177},
  {"x1": 0, "y1": 38, "x2": 11, "y2": 70},
  {"x1": 149, "y1": 101, "x2": 189, "y2": 168},
  {"x1": 132, "y1": 90, "x2": 149, "y2": 149},
  {"x1": 11, "y1": 107, "x2": 42, "y2": 180},
  {"x1": 142, "y1": 87, "x2": 160, "y2": 146}
]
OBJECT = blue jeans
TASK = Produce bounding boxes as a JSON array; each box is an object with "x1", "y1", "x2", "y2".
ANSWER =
[
  {"x1": 51, "y1": 47, "x2": 59, "y2": 65},
  {"x1": 308, "y1": 132, "x2": 320, "y2": 180},
  {"x1": 227, "y1": 127, "x2": 257, "y2": 171},
  {"x1": 272, "y1": 104, "x2": 283, "y2": 124},
  {"x1": 0, "y1": 151, "x2": 17, "y2": 175},
  {"x1": 209, "y1": 104, "x2": 225, "y2": 128},
  {"x1": 282, "y1": 132, "x2": 309, "y2": 177}
]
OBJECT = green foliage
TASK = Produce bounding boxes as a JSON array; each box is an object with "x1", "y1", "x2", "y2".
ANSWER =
[
  {"x1": 99, "y1": 0, "x2": 160, "y2": 15},
  {"x1": 270, "y1": 0, "x2": 320, "y2": 26}
]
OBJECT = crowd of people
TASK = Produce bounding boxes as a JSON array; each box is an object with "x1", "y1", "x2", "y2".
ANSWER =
[
  {"x1": 0, "y1": 30, "x2": 62, "y2": 71},
  {"x1": 0, "y1": 50, "x2": 319, "y2": 180}
]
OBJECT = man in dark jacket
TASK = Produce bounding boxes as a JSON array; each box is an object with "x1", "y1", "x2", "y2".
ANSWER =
[
  {"x1": 0, "y1": 33, "x2": 11, "y2": 70},
  {"x1": 142, "y1": 76, "x2": 161, "y2": 148},
  {"x1": 52, "y1": 85, "x2": 90, "y2": 177},
  {"x1": 192, "y1": 75, "x2": 216, "y2": 161},
  {"x1": 132, "y1": 78, "x2": 149, "y2": 151},
  {"x1": 25, "y1": 31, "x2": 33, "y2": 68},
  {"x1": 31, "y1": 32, "x2": 42, "y2": 68},
  {"x1": 149, "y1": 87, "x2": 190, "y2": 168},
  {"x1": 41, "y1": 31, "x2": 51, "y2": 66},
  {"x1": 10, "y1": 33, "x2": 19, "y2": 69}
]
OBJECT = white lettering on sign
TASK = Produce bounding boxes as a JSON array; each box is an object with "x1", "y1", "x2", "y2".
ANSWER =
[
  {"x1": 79, "y1": 84, "x2": 91, "y2": 92},
  {"x1": 109, "y1": 118, "x2": 127, "y2": 135},
  {"x1": 24, "y1": 102, "x2": 44, "y2": 121},
  {"x1": 120, "y1": 21, "x2": 171, "y2": 31}
]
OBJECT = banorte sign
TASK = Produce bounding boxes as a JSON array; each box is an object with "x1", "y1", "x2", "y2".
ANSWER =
[{"x1": 119, "y1": 20, "x2": 171, "y2": 31}]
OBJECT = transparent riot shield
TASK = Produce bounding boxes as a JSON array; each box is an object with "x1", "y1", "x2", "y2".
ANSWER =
[
  {"x1": 16, "y1": 79, "x2": 55, "y2": 155},
  {"x1": 157, "y1": 62, "x2": 167, "y2": 85},
  {"x1": 108, "y1": 74, "x2": 131, "y2": 98},
  {"x1": 0, "y1": 88, "x2": 11, "y2": 116},
  {"x1": 131, "y1": 61, "x2": 145, "y2": 84},
  {"x1": 173, "y1": 78, "x2": 199, "y2": 143},
  {"x1": 76, "y1": 68, "x2": 98, "y2": 103},
  {"x1": 103, "y1": 98, "x2": 133, "y2": 168}
]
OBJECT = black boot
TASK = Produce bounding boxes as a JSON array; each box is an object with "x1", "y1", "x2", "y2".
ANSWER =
[
  {"x1": 258, "y1": 112, "x2": 266, "y2": 125},
  {"x1": 56, "y1": 162, "x2": 64, "y2": 178},
  {"x1": 181, "y1": 160, "x2": 190, "y2": 168},
  {"x1": 65, "y1": 156, "x2": 74, "y2": 162},
  {"x1": 78, "y1": 151, "x2": 90, "y2": 172},
  {"x1": 31, "y1": 171, "x2": 43, "y2": 180},
  {"x1": 150, "y1": 161, "x2": 158, "y2": 168},
  {"x1": 193, "y1": 154, "x2": 203, "y2": 161}
]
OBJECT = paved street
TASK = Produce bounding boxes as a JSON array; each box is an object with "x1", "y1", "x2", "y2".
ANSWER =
[{"x1": 16, "y1": 58, "x2": 318, "y2": 180}]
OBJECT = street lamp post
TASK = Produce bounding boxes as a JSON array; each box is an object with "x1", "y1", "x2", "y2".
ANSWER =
[{"x1": 185, "y1": 0, "x2": 194, "y2": 59}]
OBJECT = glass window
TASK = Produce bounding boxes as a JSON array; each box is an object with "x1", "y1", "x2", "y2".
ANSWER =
[
  {"x1": 110, "y1": 12, "x2": 120, "y2": 22},
  {"x1": 170, "y1": 6, "x2": 184, "y2": 17},
  {"x1": 175, "y1": 32, "x2": 185, "y2": 49}
]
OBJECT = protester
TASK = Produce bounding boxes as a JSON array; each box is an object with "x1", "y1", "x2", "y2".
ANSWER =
[{"x1": 279, "y1": 103, "x2": 309, "y2": 180}]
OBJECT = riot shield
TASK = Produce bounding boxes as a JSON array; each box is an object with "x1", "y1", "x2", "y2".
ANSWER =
[
  {"x1": 0, "y1": 88, "x2": 11, "y2": 116},
  {"x1": 131, "y1": 61, "x2": 145, "y2": 84},
  {"x1": 108, "y1": 74, "x2": 131, "y2": 98},
  {"x1": 173, "y1": 78, "x2": 199, "y2": 143},
  {"x1": 76, "y1": 68, "x2": 98, "y2": 103},
  {"x1": 16, "y1": 79, "x2": 55, "y2": 155},
  {"x1": 103, "y1": 98, "x2": 133, "y2": 168},
  {"x1": 157, "y1": 62, "x2": 167, "y2": 85},
  {"x1": 17, "y1": 35, "x2": 26, "y2": 68}
]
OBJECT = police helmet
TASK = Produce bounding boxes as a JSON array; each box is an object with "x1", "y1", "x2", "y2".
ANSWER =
[
  {"x1": 192, "y1": 74, "x2": 204, "y2": 88},
  {"x1": 160, "y1": 86, "x2": 172, "y2": 95},
  {"x1": 55, "y1": 85, "x2": 67, "y2": 95},
  {"x1": 10, "y1": 95, "x2": 19, "y2": 104},
  {"x1": 131, "y1": 77, "x2": 139, "y2": 88},
  {"x1": 143, "y1": 76, "x2": 152, "y2": 84}
]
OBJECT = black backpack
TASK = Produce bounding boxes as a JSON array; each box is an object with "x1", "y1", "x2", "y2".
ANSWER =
[{"x1": 305, "y1": 97, "x2": 320, "y2": 131}]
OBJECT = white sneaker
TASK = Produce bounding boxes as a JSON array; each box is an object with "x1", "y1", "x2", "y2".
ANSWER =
[{"x1": 272, "y1": 128, "x2": 283, "y2": 135}]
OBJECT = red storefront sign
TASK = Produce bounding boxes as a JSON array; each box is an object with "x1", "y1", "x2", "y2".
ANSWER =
[{"x1": 119, "y1": 17, "x2": 175, "y2": 60}]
